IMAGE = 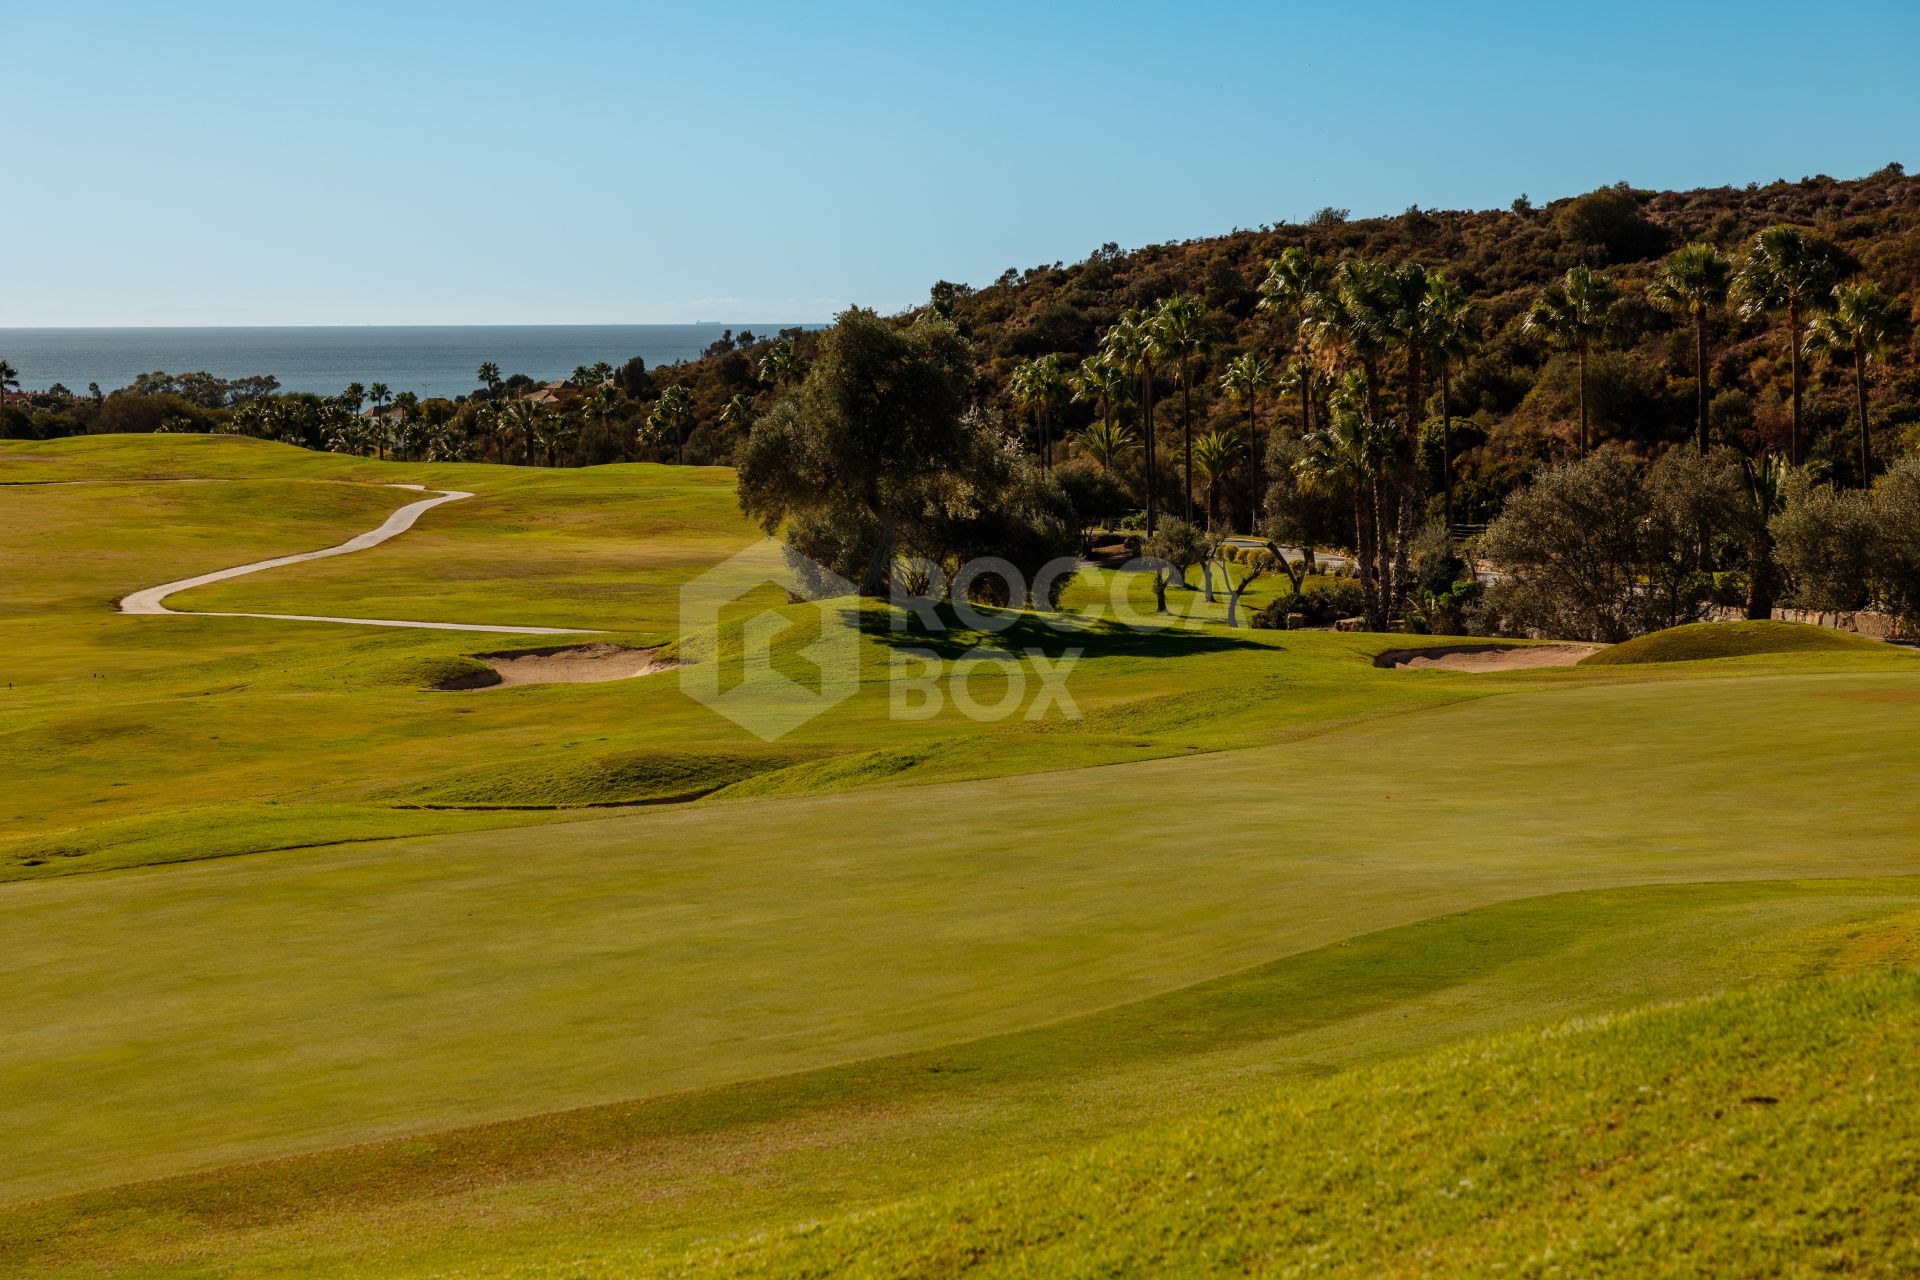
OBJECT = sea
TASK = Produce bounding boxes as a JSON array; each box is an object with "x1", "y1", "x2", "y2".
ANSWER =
[{"x1": 0, "y1": 325, "x2": 821, "y2": 401}]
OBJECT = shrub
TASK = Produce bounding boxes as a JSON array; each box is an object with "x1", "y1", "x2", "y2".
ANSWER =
[
  {"x1": 1251, "y1": 582, "x2": 1367, "y2": 629},
  {"x1": 1772, "y1": 481, "x2": 1877, "y2": 612}
]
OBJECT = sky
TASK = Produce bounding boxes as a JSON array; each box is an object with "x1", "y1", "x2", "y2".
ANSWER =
[{"x1": 5, "y1": 0, "x2": 1917, "y2": 327}]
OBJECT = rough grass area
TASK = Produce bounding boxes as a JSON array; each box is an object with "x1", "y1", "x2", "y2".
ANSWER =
[
  {"x1": 1581, "y1": 619, "x2": 1891, "y2": 665},
  {"x1": 670, "y1": 970, "x2": 1920, "y2": 1279}
]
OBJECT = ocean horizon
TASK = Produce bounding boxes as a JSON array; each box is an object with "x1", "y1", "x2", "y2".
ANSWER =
[{"x1": 0, "y1": 324, "x2": 825, "y2": 401}]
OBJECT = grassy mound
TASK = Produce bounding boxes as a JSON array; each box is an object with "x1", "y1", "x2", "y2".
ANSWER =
[
  {"x1": 1581, "y1": 619, "x2": 1887, "y2": 666},
  {"x1": 680, "y1": 969, "x2": 1920, "y2": 1278},
  {"x1": 402, "y1": 747, "x2": 813, "y2": 808}
]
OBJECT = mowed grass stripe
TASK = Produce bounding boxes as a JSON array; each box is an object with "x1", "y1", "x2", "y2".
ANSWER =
[
  {"x1": 3, "y1": 668, "x2": 1919, "y2": 1203},
  {"x1": 675, "y1": 970, "x2": 1920, "y2": 1279},
  {"x1": 6, "y1": 877, "x2": 1918, "y2": 1279}
]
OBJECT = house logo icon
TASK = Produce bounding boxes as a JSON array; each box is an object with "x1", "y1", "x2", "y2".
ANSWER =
[{"x1": 677, "y1": 539, "x2": 861, "y2": 740}]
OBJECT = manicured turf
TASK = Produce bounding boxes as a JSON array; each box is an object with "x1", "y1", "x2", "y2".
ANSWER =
[
  {"x1": 1581, "y1": 618, "x2": 1889, "y2": 665},
  {"x1": 675, "y1": 969, "x2": 1920, "y2": 1278},
  {"x1": 1, "y1": 436, "x2": 1507, "y2": 879},
  {"x1": 5, "y1": 665, "x2": 1920, "y2": 1207},
  {"x1": 5, "y1": 877, "x2": 1917, "y2": 1278},
  {"x1": 5, "y1": 435, "x2": 1920, "y2": 1278}
]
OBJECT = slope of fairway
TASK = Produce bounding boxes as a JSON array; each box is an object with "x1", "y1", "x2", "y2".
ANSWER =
[
  {"x1": 5, "y1": 665, "x2": 1920, "y2": 1209},
  {"x1": 4, "y1": 435, "x2": 1506, "y2": 878},
  {"x1": 5, "y1": 877, "x2": 1918, "y2": 1279},
  {"x1": 675, "y1": 969, "x2": 1920, "y2": 1279},
  {"x1": 1581, "y1": 618, "x2": 1888, "y2": 665}
]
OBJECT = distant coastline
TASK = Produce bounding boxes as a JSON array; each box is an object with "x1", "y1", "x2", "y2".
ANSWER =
[{"x1": 0, "y1": 324, "x2": 825, "y2": 400}]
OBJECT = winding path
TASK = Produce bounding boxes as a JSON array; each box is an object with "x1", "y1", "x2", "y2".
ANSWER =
[{"x1": 119, "y1": 484, "x2": 591, "y2": 635}]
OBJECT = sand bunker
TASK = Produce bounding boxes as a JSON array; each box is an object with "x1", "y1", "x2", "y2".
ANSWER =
[
  {"x1": 1375, "y1": 642, "x2": 1604, "y2": 672},
  {"x1": 445, "y1": 643, "x2": 677, "y2": 689}
]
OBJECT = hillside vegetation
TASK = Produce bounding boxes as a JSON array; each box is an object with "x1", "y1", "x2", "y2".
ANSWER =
[{"x1": 8, "y1": 171, "x2": 1917, "y2": 507}]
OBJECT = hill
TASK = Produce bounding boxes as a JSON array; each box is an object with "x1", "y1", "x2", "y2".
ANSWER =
[
  {"x1": 650, "y1": 168, "x2": 1920, "y2": 499},
  {"x1": 7, "y1": 171, "x2": 1916, "y2": 514}
]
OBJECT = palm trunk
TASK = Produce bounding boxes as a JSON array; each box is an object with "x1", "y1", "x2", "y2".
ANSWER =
[
  {"x1": 1787, "y1": 300, "x2": 1803, "y2": 466},
  {"x1": 1855, "y1": 344, "x2": 1871, "y2": 485},
  {"x1": 1577, "y1": 339, "x2": 1590, "y2": 456},
  {"x1": 1246, "y1": 393, "x2": 1260, "y2": 534},
  {"x1": 1369, "y1": 475, "x2": 1391, "y2": 630},
  {"x1": 1143, "y1": 359, "x2": 1157, "y2": 535},
  {"x1": 1440, "y1": 361, "x2": 1454, "y2": 546},
  {"x1": 1353, "y1": 495, "x2": 1379, "y2": 628},
  {"x1": 1746, "y1": 530, "x2": 1778, "y2": 619},
  {"x1": 1299, "y1": 336, "x2": 1312, "y2": 436},
  {"x1": 1181, "y1": 360, "x2": 1194, "y2": 524},
  {"x1": 1695, "y1": 309, "x2": 1710, "y2": 453},
  {"x1": 1390, "y1": 473, "x2": 1415, "y2": 621}
]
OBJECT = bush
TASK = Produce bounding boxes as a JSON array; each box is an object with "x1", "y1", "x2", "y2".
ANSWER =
[
  {"x1": 1406, "y1": 579, "x2": 1485, "y2": 636},
  {"x1": 1875, "y1": 458, "x2": 1920, "y2": 627},
  {"x1": 1771, "y1": 481, "x2": 1877, "y2": 612},
  {"x1": 1251, "y1": 582, "x2": 1367, "y2": 629}
]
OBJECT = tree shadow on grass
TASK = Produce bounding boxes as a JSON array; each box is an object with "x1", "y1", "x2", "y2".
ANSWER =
[{"x1": 866, "y1": 599, "x2": 1272, "y2": 661}]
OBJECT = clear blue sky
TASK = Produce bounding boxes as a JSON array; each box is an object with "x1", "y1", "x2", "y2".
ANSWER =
[{"x1": 6, "y1": 0, "x2": 1916, "y2": 327}]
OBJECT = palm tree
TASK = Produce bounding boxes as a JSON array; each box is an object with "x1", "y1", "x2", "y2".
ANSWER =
[
  {"x1": 0, "y1": 360, "x2": 20, "y2": 425},
  {"x1": 1273, "y1": 359, "x2": 1326, "y2": 440},
  {"x1": 1420, "y1": 276, "x2": 1477, "y2": 539},
  {"x1": 1257, "y1": 247, "x2": 1330, "y2": 436},
  {"x1": 1220, "y1": 352, "x2": 1275, "y2": 530},
  {"x1": 1805, "y1": 280, "x2": 1906, "y2": 484},
  {"x1": 1737, "y1": 453, "x2": 1789, "y2": 618},
  {"x1": 532, "y1": 408, "x2": 579, "y2": 467},
  {"x1": 391, "y1": 392, "x2": 421, "y2": 459},
  {"x1": 1070, "y1": 353, "x2": 1131, "y2": 453},
  {"x1": 1648, "y1": 244, "x2": 1734, "y2": 452},
  {"x1": 587, "y1": 384, "x2": 626, "y2": 455},
  {"x1": 365, "y1": 382, "x2": 391, "y2": 458},
  {"x1": 1150, "y1": 295, "x2": 1211, "y2": 522},
  {"x1": 645, "y1": 385, "x2": 697, "y2": 464},
  {"x1": 1736, "y1": 225, "x2": 1845, "y2": 464},
  {"x1": 476, "y1": 362, "x2": 502, "y2": 398},
  {"x1": 483, "y1": 402, "x2": 518, "y2": 463},
  {"x1": 1522, "y1": 266, "x2": 1622, "y2": 455},
  {"x1": 1008, "y1": 354, "x2": 1069, "y2": 470},
  {"x1": 1310, "y1": 260, "x2": 1393, "y2": 420},
  {"x1": 342, "y1": 381, "x2": 365, "y2": 412},
  {"x1": 719, "y1": 392, "x2": 758, "y2": 436},
  {"x1": 1102, "y1": 310, "x2": 1159, "y2": 533},
  {"x1": 758, "y1": 342, "x2": 798, "y2": 390},
  {"x1": 1073, "y1": 417, "x2": 1139, "y2": 474},
  {"x1": 502, "y1": 398, "x2": 539, "y2": 465},
  {"x1": 1296, "y1": 380, "x2": 1400, "y2": 630},
  {"x1": 1190, "y1": 428, "x2": 1239, "y2": 532}
]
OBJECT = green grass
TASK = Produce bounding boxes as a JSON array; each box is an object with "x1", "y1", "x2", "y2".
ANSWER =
[
  {"x1": 7, "y1": 435, "x2": 1920, "y2": 1277},
  {"x1": 0, "y1": 436, "x2": 1513, "y2": 879},
  {"x1": 673, "y1": 968, "x2": 1920, "y2": 1278},
  {"x1": 1581, "y1": 618, "x2": 1890, "y2": 665},
  {"x1": 5, "y1": 667, "x2": 1920, "y2": 1207},
  {"x1": 5, "y1": 877, "x2": 1917, "y2": 1279}
]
